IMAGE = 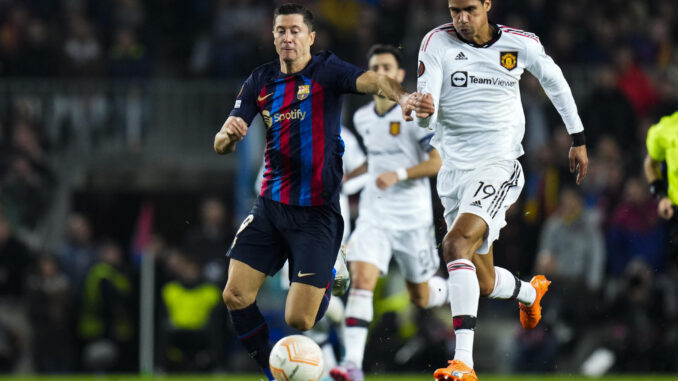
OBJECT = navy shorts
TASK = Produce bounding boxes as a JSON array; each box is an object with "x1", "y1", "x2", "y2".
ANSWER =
[{"x1": 227, "y1": 196, "x2": 343, "y2": 289}]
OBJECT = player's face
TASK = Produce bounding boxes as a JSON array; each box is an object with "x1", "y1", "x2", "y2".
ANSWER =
[
  {"x1": 273, "y1": 14, "x2": 315, "y2": 63},
  {"x1": 448, "y1": 0, "x2": 491, "y2": 41},
  {"x1": 368, "y1": 53, "x2": 405, "y2": 84}
]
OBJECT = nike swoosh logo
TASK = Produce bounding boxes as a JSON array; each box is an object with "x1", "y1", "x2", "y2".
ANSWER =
[
  {"x1": 297, "y1": 271, "x2": 316, "y2": 278},
  {"x1": 257, "y1": 93, "x2": 273, "y2": 102}
]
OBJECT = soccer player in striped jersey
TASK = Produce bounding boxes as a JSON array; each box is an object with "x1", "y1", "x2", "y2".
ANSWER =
[
  {"x1": 214, "y1": 4, "x2": 415, "y2": 380},
  {"x1": 409, "y1": 0, "x2": 589, "y2": 379}
]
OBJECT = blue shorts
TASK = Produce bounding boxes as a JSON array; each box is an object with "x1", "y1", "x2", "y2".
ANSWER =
[{"x1": 227, "y1": 197, "x2": 343, "y2": 289}]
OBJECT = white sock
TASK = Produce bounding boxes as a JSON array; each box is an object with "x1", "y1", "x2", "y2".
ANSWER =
[
  {"x1": 446, "y1": 259, "x2": 479, "y2": 368},
  {"x1": 488, "y1": 266, "x2": 536, "y2": 305},
  {"x1": 343, "y1": 288, "x2": 373, "y2": 368},
  {"x1": 425, "y1": 276, "x2": 449, "y2": 308}
]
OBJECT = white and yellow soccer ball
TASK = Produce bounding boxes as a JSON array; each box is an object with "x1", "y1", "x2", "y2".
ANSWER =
[{"x1": 269, "y1": 335, "x2": 324, "y2": 381}]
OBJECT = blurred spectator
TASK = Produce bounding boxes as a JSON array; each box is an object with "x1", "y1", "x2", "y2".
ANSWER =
[
  {"x1": 536, "y1": 187, "x2": 605, "y2": 292},
  {"x1": 604, "y1": 259, "x2": 672, "y2": 372},
  {"x1": 78, "y1": 241, "x2": 136, "y2": 372},
  {"x1": 60, "y1": 13, "x2": 104, "y2": 77},
  {"x1": 606, "y1": 177, "x2": 667, "y2": 275},
  {"x1": 581, "y1": 66, "x2": 637, "y2": 151},
  {"x1": 0, "y1": 319, "x2": 20, "y2": 372},
  {"x1": 182, "y1": 197, "x2": 231, "y2": 283},
  {"x1": 108, "y1": 27, "x2": 150, "y2": 78},
  {"x1": 159, "y1": 250, "x2": 221, "y2": 372},
  {"x1": 614, "y1": 45, "x2": 661, "y2": 118},
  {"x1": 26, "y1": 255, "x2": 73, "y2": 372},
  {"x1": 15, "y1": 18, "x2": 57, "y2": 77},
  {"x1": 0, "y1": 207, "x2": 32, "y2": 298},
  {"x1": 57, "y1": 213, "x2": 96, "y2": 290}
]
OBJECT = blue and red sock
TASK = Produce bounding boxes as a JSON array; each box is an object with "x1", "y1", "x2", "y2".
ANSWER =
[{"x1": 228, "y1": 302, "x2": 274, "y2": 380}]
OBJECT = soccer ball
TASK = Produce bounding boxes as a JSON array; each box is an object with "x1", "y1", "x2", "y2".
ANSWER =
[{"x1": 269, "y1": 335, "x2": 324, "y2": 381}]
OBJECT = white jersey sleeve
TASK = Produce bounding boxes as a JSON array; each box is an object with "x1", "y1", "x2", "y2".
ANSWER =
[
  {"x1": 524, "y1": 37, "x2": 584, "y2": 134},
  {"x1": 416, "y1": 25, "x2": 451, "y2": 130}
]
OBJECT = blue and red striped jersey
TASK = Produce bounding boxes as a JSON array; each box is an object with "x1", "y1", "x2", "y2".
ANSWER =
[{"x1": 229, "y1": 51, "x2": 364, "y2": 208}]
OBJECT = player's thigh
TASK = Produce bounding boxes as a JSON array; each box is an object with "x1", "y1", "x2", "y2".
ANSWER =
[
  {"x1": 473, "y1": 246, "x2": 496, "y2": 296},
  {"x1": 443, "y1": 213, "x2": 488, "y2": 261},
  {"x1": 392, "y1": 226, "x2": 439, "y2": 284},
  {"x1": 228, "y1": 197, "x2": 288, "y2": 278},
  {"x1": 284, "y1": 204, "x2": 343, "y2": 289},
  {"x1": 285, "y1": 282, "x2": 328, "y2": 331},
  {"x1": 455, "y1": 160, "x2": 524, "y2": 255},
  {"x1": 223, "y1": 259, "x2": 267, "y2": 309},
  {"x1": 348, "y1": 260, "x2": 381, "y2": 291},
  {"x1": 346, "y1": 222, "x2": 392, "y2": 279}
]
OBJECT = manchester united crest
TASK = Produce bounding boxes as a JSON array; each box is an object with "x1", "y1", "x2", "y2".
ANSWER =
[
  {"x1": 389, "y1": 121, "x2": 401, "y2": 136},
  {"x1": 500, "y1": 51, "x2": 518, "y2": 71},
  {"x1": 297, "y1": 85, "x2": 310, "y2": 100}
]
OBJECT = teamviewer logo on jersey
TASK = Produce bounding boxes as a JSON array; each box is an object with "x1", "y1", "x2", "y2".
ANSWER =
[{"x1": 451, "y1": 71, "x2": 468, "y2": 87}]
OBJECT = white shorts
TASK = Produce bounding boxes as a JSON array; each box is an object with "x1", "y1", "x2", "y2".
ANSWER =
[
  {"x1": 437, "y1": 160, "x2": 524, "y2": 254},
  {"x1": 346, "y1": 222, "x2": 438, "y2": 284}
]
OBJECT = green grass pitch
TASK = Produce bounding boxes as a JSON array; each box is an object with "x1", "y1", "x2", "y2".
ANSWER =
[{"x1": 0, "y1": 375, "x2": 677, "y2": 381}]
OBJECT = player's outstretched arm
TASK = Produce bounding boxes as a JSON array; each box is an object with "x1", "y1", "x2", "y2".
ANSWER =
[
  {"x1": 375, "y1": 148, "x2": 441, "y2": 190},
  {"x1": 214, "y1": 116, "x2": 248, "y2": 155},
  {"x1": 355, "y1": 71, "x2": 414, "y2": 121}
]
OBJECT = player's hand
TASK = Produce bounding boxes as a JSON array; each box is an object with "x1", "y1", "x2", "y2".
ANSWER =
[
  {"x1": 223, "y1": 116, "x2": 248, "y2": 141},
  {"x1": 568, "y1": 145, "x2": 588, "y2": 184},
  {"x1": 215, "y1": 116, "x2": 248, "y2": 154},
  {"x1": 658, "y1": 197, "x2": 675, "y2": 220},
  {"x1": 376, "y1": 172, "x2": 398, "y2": 190},
  {"x1": 408, "y1": 92, "x2": 435, "y2": 119},
  {"x1": 397, "y1": 93, "x2": 415, "y2": 122}
]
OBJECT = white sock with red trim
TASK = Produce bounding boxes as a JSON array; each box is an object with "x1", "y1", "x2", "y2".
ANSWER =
[{"x1": 446, "y1": 259, "x2": 478, "y2": 368}]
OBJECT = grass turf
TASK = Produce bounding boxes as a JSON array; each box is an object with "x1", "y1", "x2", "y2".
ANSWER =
[{"x1": 0, "y1": 375, "x2": 677, "y2": 381}]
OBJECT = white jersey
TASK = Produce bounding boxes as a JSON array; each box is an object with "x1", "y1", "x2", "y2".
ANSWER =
[
  {"x1": 354, "y1": 102, "x2": 434, "y2": 230},
  {"x1": 417, "y1": 23, "x2": 584, "y2": 170}
]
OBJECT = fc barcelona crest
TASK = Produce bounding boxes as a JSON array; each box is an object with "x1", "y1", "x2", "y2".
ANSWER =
[
  {"x1": 500, "y1": 51, "x2": 518, "y2": 71},
  {"x1": 389, "y1": 121, "x2": 401, "y2": 136},
  {"x1": 297, "y1": 85, "x2": 310, "y2": 100}
]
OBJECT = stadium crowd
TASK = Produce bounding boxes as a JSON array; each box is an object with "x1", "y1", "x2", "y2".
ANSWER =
[{"x1": 0, "y1": 0, "x2": 677, "y2": 375}]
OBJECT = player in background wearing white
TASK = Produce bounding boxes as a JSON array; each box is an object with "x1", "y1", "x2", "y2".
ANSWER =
[
  {"x1": 330, "y1": 45, "x2": 447, "y2": 381},
  {"x1": 254, "y1": 128, "x2": 367, "y2": 379},
  {"x1": 410, "y1": 1, "x2": 589, "y2": 379}
]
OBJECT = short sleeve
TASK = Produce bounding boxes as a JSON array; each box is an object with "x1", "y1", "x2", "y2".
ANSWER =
[
  {"x1": 228, "y1": 74, "x2": 259, "y2": 125},
  {"x1": 341, "y1": 128, "x2": 366, "y2": 173},
  {"x1": 324, "y1": 53, "x2": 365, "y2": 94},
  {"x1": 646, "y1": 122, "x2": 666, "y2": 161}
]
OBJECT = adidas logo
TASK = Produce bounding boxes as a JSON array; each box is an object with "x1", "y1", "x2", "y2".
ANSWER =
[
  {"x1": 470, "y1": 200, "x2": 482, "y2": 208},
  {"x1": 455, "y1": 52, "x2": 468, "y2": 60}
]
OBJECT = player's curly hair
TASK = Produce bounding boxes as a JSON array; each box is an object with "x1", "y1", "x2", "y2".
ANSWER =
[
  {"x1": 366, "y1": 44, "x2": 403, "y2": 67},
  {"x1": 274, "y1": 3, "x2": 315, "y2": 32}
]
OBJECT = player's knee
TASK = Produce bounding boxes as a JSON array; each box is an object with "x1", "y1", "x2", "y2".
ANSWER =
[
  {"x1": 222, "y1": 285, "x2": 254, "y2": 310},
  {"x1": 478, "y1": 277, "x2": 495, "y2": 297},
  {"x1": 351, "y1": 273, "x2": 377, "y2": 290},
  {"x1": 442, "y1": 230, "x2": 475, "y2": 262},
  {"x1": 285, "y1": 312, "x2": 315, "y2": 331}
]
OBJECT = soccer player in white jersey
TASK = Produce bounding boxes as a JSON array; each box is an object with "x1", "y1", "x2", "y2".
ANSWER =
[
  {"x1": 330, "y1": 44, "x2": 448, "y2": 381},
  {"x1": 409, "y1": 1, "x2": 589, "y2": 380}
]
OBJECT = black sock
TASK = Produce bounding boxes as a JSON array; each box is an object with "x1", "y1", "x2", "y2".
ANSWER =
[{"x1": 228, "y1": 302, "x2": 273, "y2": 378}]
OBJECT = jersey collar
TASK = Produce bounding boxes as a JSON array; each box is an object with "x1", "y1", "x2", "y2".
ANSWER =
[{"x1": 456, "y1": 22, "x2": 502, "y2": 49}]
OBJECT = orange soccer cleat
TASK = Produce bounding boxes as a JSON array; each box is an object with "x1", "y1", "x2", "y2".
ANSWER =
[
  {"x1": 519, "y1": 275, "x2": 551, "y2": 329},
  {"x1": 433, "y1": 360, "x2": 478, "y2": 381}
]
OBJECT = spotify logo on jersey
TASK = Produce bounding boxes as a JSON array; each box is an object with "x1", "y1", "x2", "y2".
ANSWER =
[{"x1": 451, "y1": 71, "x2": 468, "y2": 87}]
